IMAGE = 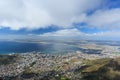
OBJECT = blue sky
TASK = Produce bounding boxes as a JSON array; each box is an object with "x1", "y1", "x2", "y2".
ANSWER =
[{"x1": 0, "y1": 0, "x2": 120, "y2": 40}]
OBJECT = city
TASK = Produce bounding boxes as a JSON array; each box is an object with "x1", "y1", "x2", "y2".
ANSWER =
[{"x1": 0, "y1": 40, "x2": 120, "y2": 79}]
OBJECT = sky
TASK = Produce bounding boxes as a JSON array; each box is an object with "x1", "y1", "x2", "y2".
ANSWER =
[{"x1": 0, "y1": 0, "x2": 120, "y2": 40}]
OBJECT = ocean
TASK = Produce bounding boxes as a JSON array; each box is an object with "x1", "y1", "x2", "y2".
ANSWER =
[{"x1": 0, "y1": 41, "x2": 81, "y2": 54}]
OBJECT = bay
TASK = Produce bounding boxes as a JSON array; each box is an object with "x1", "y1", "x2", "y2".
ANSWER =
[{"x1": 0, "y1": 41, "x2": 81, "y2": 54}]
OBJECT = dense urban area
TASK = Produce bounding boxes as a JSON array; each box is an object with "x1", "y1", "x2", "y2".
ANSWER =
[{"x1": 1, "y1": 40, "x2": 120, "y2": 80}]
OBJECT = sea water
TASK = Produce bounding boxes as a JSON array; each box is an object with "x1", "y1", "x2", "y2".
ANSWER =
[{"x1": 0, "y1": 41, "x2": 81, "y2": 54}]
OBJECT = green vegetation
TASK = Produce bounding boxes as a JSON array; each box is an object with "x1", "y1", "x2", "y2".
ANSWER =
[
  {"x1": 81, "y1": 58, "x2": 120, "y2": 80},
  {"x1": 23, "y1": 67, "x2": 33, "y2": 74},
  {"x1": 61, "y1": 76, "x2": 67, "y2": 80},
  {"x1": 30, "y1": 61, "x2": 36, "y2": 67},
  {"x1": 82, "y1": 58, "x2": 111, "y2": 72},
  {"x1": 0, "y1": 55, "x2": 18, "y2": 65}
]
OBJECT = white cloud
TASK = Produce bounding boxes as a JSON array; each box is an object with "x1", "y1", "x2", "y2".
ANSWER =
[
  {"x1": 39, "y1": 28, "x2": 120, "y2": 40},
  {"x1": 0, "y1": 0, "x2": 102, "y2": 30},
  {"x1": 87, "y1": 8, "x2": 120, "y2": 29},
  {"x1": 85, "y1": 30, "x2": 120, "y2": 40},
  {"x1": 40, "y1": 28, "x2": 85, "y2": 36},
  {"x1": 92, "y1": 30, "x2": 120, "y2": 37}
]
